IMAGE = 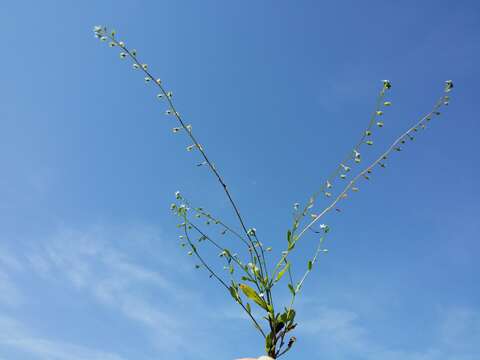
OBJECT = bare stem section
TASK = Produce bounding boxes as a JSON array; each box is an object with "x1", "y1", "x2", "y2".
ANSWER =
[{"x1": 93, "y1": 25, "x2": 453, "y2": 359}]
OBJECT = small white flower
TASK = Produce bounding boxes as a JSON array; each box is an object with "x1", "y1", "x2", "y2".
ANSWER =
[
  {"x1": 353, "y1": 150, "x2": 360, "y2": 158},
  {"x1": 175, "y1": 191, "x2": 181, "y2": 199},
  {"x1": 320, "y1": 224, "x2": 330, "y2": 233}
]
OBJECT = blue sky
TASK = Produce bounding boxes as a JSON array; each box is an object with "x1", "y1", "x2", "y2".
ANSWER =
[{"x1": 1, "y1": 0, "x2": 479, "y2": 359}]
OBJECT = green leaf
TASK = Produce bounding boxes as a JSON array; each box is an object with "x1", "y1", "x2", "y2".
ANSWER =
[
  {"x1": 229, "y1": 286, "x2": 239, "y2": 302},
  {"x1": 246, "y1": 303, "x2": 251, "y2": 313},
  {"x1": 241, "y1": 276, "x2": 256, "y2": 284},
  {"x1": 267, "y1": 303, "x2": 274, "y2": 316},
  {"x1": 265, "y1": 333, "x2": 273, "y2": 353},
  {"x1": 239, "y1": 284, "x2": 268, "y2": 311},
  {"x1": 287, "y1": 309, "x2": 296, "y2": 322},
  {"x1": 288, "y1": 284, "x2": 296, "y2": 296},
  {"x1": 308, "y1": 260, "x2": 313, "y2": 271},
  {"x1": 275, "y1": 262, "x2": 290, "y2": 283},
  {"x1": 287, "y1": 230, "x2": 292, "y2": 244}
]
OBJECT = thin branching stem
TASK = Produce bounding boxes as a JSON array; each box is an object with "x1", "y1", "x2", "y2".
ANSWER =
[
  {"x1": 296, "y1": 97, "x2": 445, "y2": 239},
  {"x1": 180, "y1": 195, "x2": 251, "y2": 247},
  {"x1": 94, "y1": 26, "x2": 454, "y2": 359},
  {"x1": 291, "y1": 84, "x2": 388, "y2": 233},
  {"x1": 186, "y1": 219, "x2": 264, "y2": 293},
  {"x1": 272, "y1": 89, "x2": 447, "y2": 281},
  {"x1": 182, "y1": 215, "x2": 266, "y2": 338},
  {"x1": 104, "y1": 32, "x2": 269, "y2": 283}
]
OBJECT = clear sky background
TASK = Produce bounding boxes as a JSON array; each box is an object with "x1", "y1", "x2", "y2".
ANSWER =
[{"x1": 1, "y1": 1, "x2": 479, "y2": 359}]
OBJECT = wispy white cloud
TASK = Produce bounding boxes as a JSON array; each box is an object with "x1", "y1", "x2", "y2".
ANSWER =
[
  {"x1": 0, "y1": 314, "x2": 126, "y2": 360},
  {"x1": 18, "y1": 223, "x2": 225, "y2": 359},
  {"x1": 298, "y1": 303, "x2": 480, "y2": 360},
  {"x1": 0, "y1": 247, "x2": 23, "y2": 271},
  {"x1": 0, "y1": 247, "x2": 24, "y2": 307},
  {"x1": 25, "y1": 225, "x2": 190, "y2": 348},
  {"x1": 0, "y1": 271, "x2": 23, "y2": 307},
  {"x1": 0, "y1": 222, "x2": 236, "y2": 359}
]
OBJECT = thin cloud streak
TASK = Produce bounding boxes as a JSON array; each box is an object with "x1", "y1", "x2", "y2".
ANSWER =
[
  {"x1": 0, "y1": 315, "x2": 126, "y2": 360},
  {"x1": 298, "y1": 303, "x2": 480, "y2": 360}
]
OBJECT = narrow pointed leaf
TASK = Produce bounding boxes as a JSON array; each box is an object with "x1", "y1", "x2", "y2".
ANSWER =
[
  {"x1": 239, "y1": 284, "x2": 268, "y2": 311},
  {"x1": 275, "y1": 262, "x2": 291, "y2": 283}
]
